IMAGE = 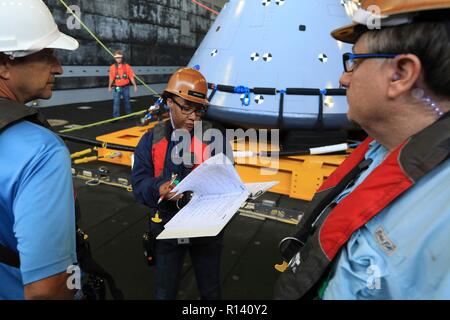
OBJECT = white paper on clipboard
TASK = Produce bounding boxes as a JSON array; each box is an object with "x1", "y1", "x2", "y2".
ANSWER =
[{"x1": 157, "y1": 154, "x2": 279, "y2": 239}]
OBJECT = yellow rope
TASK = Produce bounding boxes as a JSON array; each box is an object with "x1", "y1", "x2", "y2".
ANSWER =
[
  {"x1": 57, "y1": 0, "x2": 161, "y2": 97},
  {"x1": 58, "y1": 109, "x2": 148, "y2": 133}
]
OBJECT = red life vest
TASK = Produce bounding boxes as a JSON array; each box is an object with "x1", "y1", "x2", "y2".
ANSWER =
[
  {"x1": 150, "y1": 121, "x2": 213, "y2": 178},
  {"x1": 275, "y1": 112, "x2": 450, "y2": 299}
]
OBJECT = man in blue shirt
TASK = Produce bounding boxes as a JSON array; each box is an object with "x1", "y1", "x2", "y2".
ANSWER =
[
  {"x1": 323, "y1": 141, "x2": 450, "y2": 299},
  {"x1": 275, "y1": 0, "x2": 450, "y2": 299},
  {"x1": 322, "y1": 0, "x2": 450, "y2": 299},
  {"x1": 0, "y1": 0, "x2": 79, "y2": 299}
]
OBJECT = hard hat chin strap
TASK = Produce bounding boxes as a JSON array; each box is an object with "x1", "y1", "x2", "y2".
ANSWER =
[{"x1": 168, "y1": 105, "x2": 176, "y2": 130}]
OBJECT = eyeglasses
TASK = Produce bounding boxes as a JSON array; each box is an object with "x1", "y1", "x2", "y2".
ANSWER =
[
  {"x1": 343, "y1": 53, "x2": 400, "y2": 73},
  {"x1": 171, "y1": 99, "x2": 207, "y2": 117}
]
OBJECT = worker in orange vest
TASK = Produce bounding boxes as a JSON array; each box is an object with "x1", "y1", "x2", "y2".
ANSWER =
[{"x1": 108, "y1": 50, "x2": 138, "y2": 118}]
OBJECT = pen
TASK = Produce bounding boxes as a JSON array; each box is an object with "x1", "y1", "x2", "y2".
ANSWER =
[{"x1": 157, "y1": 173, "x2": 178, "y2": 204}]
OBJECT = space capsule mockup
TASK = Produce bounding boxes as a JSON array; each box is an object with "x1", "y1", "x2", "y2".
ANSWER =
[{"x1": 189, "y1": 0, "x2": 356, "y2": 130}]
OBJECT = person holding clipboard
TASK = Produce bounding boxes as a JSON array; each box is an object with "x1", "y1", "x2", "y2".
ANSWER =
[{"x1": 132, "y1": 68, "x2": 231, "y2": 300}]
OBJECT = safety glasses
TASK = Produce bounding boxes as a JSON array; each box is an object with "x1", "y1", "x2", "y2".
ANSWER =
[
  {"x1": 343, "y1": 52, "x2": 400, "y2": 72},
  {"x1": 171, "y1": 99, "x2": 207, "y2": 117}
]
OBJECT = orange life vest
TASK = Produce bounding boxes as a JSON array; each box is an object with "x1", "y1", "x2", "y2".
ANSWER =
[
  {"x1": 150, "y1": 121, "x2": 213, "y2": 178},
  {"x1": 110, "y1": 63, "x2": 132, "y2": 87}
]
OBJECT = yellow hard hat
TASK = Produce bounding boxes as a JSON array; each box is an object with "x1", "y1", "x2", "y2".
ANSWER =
[
  {"x1": 164, "y1": 68, "x2": 209, "y2": 105},
  {"x1": 332, "y1": 0, "x2": 450, "y2": 43}
]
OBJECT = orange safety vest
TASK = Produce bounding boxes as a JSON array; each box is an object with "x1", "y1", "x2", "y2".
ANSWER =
[
  {"x1": 150, "y1": 121, "x2": 213, "y2": 178},
  {"x1": 110, "y1": 63, "x2": 132, "y2": 87}
]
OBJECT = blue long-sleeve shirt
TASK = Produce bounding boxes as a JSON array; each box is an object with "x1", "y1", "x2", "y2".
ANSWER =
[{"x1": 131, "y1": 130, "x2": 164, "y2": 209}]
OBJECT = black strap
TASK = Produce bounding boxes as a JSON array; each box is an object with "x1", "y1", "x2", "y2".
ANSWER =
[
  {"x1": 208, "y1": 86, "x2": 218, "y2": 102},
  {"x1": 75, "y1": 209, "x2": 123, "y2": 300},
  {"x1": 277, "y1": 91, "x2": 285, "y2": 129},
  {"x1": 0, "y1": 98, "x2": 50, "y2": 132},
  {"x1": 59, "y1": 134, "x2": 136, "y2": 152},
  {"x1": 77, "y1": 248, "x2": 124, "y2": 300},
  {"x1": 0, "y1": 100, "x2": 47, "y2": 269},
  {"x1": 301, "y1": 158, "x2": 373, "y2": 236},
  {"x1": 0, "y1": 244, "x2": 20, "y2": 268},
  {"x1": 314, "y1": 94, "x2": 325, "y2": 131},
  {"x1": 113, "y1": 63, "x2": 130, "y2": 87},
  {"x1": 281, "y1": 158, "x2": 373, "y2": 261}
]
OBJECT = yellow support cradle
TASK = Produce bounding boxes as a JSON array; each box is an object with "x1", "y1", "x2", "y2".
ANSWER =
[{"x1": 95, "y1": 124, "x2": 348, "y2": 201}]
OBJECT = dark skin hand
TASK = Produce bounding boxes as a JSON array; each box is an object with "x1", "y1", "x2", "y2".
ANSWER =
[{"x1": 159, "y1": 180, "x2": 183, "y2": 201}]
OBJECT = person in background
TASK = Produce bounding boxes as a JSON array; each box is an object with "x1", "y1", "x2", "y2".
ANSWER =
[{"x1": 108, "y1": 50, "x2": 138, "y2": 118}]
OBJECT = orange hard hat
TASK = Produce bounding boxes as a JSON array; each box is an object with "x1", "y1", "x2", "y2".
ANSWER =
[
  {"x1": 332, "y1": 0, "x2": 450, "y2": 43},
  {"x1": 164, "y1": 68, "x2": 209, "y2": 105}
]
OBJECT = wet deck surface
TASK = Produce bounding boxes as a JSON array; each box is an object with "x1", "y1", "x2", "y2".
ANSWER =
[{"x1": 41, "y1": 97, "x2": 304, "y2": 299}]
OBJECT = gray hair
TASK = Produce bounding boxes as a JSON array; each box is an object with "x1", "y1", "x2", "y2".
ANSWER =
[{"x1": 363, "y1": 20, "x2": 450, "y2": 99}]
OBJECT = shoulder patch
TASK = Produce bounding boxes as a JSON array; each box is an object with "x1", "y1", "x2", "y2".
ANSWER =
[{"x1": 374, "y1": 226, "x2": 397, "y2": 256}]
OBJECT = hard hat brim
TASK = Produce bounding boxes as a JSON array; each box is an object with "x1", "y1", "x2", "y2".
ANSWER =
[
  {"x1": 331, "y1": 23, "x2": 361, "y2": 44},
  {"x1": 166, "y1": 90, "x2": 210, "y2": 106},
  {"x1": 331, "y1": 1, "x2": 450, "y2": 44},
  {"x1": 46, "y1": 32, "x2": 79, "y2": 51}
]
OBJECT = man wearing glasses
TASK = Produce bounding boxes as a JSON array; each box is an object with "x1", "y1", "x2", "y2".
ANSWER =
[
  {"x1": 275, "y1": 0, "x2": 450, "y2": 299},
  {"x1": 132, "y1": 68, "x2": 229, "y2": 299}
]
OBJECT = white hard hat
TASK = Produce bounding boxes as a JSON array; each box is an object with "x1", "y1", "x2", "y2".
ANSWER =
[
  {"x1": 113, "y1": 50, "x2": 124, "y2": 58},
  {"x1": 0, "y1": 0, "x2": 79, "y2": 58}
]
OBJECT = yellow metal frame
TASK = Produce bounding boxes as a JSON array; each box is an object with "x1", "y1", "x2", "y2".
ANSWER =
[
  {"x1": 95, "y1": 123, "x2": 348, "y2": 201},
  {"x1": 96, "y1": 123, "x2": 156, "y2": 166},
  {"x1": 234, "y1": 154, "x2": 345, "y2": 201}
]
